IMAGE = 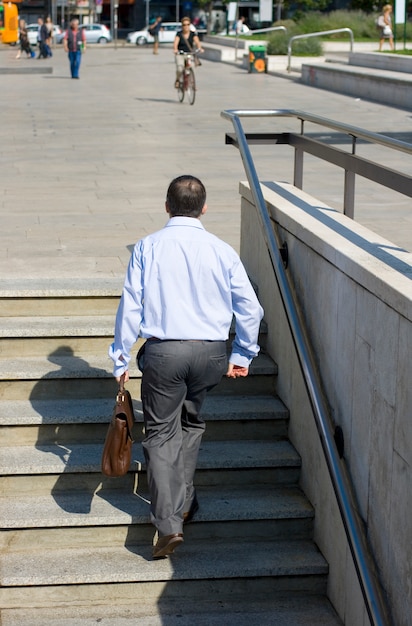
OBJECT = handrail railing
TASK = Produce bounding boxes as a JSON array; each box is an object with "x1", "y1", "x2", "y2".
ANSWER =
[
  {"x1": 250, "y1": 26, "x2": 287, "y2": 36},
  {"x1": 223, "y1": 108, "x2": 412, "y2": 219},
  {"x1": 235, "y1": 26, "x2": 287, "y2": 59},
  {"x1": 221, "y1": 108, "x2": 393, "y2": 626},
  {"x1": 287, "y1": 28, "x2": 354, "y2": 71}
]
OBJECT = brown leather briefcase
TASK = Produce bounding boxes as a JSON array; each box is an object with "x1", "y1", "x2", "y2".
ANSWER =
[{"x1": 101, "y1": 380, "x2": 135, "y2": 477}]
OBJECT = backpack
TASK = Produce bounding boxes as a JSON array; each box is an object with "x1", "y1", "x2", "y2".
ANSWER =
[{"x1": 376, "y1": 15, "x2": 385, "y2": 28}]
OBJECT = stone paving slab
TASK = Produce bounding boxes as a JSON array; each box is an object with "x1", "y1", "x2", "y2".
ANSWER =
[{"x1": 1, "y1": 43, "x2": 411, "y2": 286}]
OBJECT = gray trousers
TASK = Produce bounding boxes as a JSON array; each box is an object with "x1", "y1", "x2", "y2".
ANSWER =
[{"x1": 141, "y1": 339, "x2": 227, "y2": 536}]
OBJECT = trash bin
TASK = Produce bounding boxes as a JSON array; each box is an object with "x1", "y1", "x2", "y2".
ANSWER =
[{"x1": 248, "y1": 45, "x2": 267, "y2": 73}]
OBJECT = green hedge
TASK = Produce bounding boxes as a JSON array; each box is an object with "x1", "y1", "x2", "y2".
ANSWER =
[{"x1": 256, "y1": 10, "x2": 412, "y2": 56}]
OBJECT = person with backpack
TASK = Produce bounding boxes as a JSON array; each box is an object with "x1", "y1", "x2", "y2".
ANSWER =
[
  {"x1": 63, "y1": 19, "x2": 86, "y2": 79},
  {"x1": 148, "y1": 16, "x2": 163, "y2": 55}
]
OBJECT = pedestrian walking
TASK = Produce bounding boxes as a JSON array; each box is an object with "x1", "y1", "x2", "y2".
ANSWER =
[
  {"x1": 63, "y1": 19, "x2": 86, "y2": 79},
  {"x1": 16, "y1": 19, "x2": 33, "y2": 59},
  {"x1": 148, "y1": 16, "x2": 163, "y2": 55},
  {"x1": 109, "y1": 175, "x2": 264, "y2": 559},
  {"x1": 45, "y1": 15, "x2": 54, "y2": 57},
  {"x1": 377, "y1": 4, "x2": 394, "y2": 51},
  {"x1": 37, "y1": 17, "x2": 49, "y2": 59}
]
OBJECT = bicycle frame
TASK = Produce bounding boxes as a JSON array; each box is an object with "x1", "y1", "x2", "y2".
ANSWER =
[{"x1": 177, "y1": 52, "x2": 197, "y2": 105}]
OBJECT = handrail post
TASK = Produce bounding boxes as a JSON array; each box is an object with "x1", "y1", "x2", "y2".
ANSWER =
[{"x1": 343, "y1": 135, "x2": 357, "y2": 218}]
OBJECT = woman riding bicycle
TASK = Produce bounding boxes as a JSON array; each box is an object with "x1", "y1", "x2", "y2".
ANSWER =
[{"x1": 173, "y1": 18, "x2": 203, "y2": 88}]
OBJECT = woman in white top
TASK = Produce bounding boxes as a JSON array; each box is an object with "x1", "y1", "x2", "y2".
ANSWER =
[{"x1": 378, "y1": 4, "x2": 394, "y2": 51}]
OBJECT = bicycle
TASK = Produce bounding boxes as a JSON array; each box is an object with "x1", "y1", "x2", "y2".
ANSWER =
[{"x1": 176, "y1": 51, "x2": 200, "y2": 105}]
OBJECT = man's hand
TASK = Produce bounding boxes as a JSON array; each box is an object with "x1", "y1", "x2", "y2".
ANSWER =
[
  {"x1": 116, "y1": 370, "x2": 129, "y2": 384},
  {"x1": 226, "y1": 363, "x2": 249, "y2": 378}
]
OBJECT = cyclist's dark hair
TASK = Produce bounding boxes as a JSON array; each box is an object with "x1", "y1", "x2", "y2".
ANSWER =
[{"x1": 166, "y1": 175, "x2": 206, "y2": 217}]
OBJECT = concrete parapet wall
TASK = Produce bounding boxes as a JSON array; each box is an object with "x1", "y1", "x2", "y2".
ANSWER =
[
  {"x1": 239, "y1": 180, "x2": 412, "y2": 626},
  {"x1": 202, "y1": 43, "x2": 238, "y2": 63}
]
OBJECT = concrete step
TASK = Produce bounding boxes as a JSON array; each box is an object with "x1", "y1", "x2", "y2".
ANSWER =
[
  {"x1": 0, "y1": 315, "x2": 116, "y2": 338},
  {"x1": 300, "y1": 60, "x2": 412, "y2": 109},
  {"x1": 0, "y1": 439, "x2": 300, "y2": 477},
  {"x1": 0, "y1": 537, "x2": 328, "y2": 588},
  {"x1": 0, "y1": 296, "x2": 119, "y2": 317},
  {"x1": 2, "y1": 461, "x2": 300, "y2": 497},
  {"x1": 0, "y1": 595, "x2": 343, "y2": 625},
  {"x1": 0, "y1": 351, "x2": 275, "y2": 380},
  {"x1": 0, "y1": 352, "x2": 277, "y2": 400},
  {"x1": 0, "y1": 393, "x2": 286, "y2": 425},
  {"x1": 0, "y1": 317, "x2": 267, "y2": 355},
  {"x1": 0, "y1": 395, "x2": 289, "y2": 444},
  {"x1": 0, "y1": 277, "x2": 122, "y2": 315},
  {"x1": 0, "y1": 484, "x2": 313, "y2": 532},
  {"x1": 348, "y1": 50, "x2": 412, "y2": 74}
]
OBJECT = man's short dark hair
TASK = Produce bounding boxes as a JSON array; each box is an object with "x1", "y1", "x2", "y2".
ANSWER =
[{"x1": 166, "y1": 175, "x2": 206, "y2": 217}]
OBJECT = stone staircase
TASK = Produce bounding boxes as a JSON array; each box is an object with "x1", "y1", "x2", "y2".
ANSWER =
[{"x1": 0, "y1": 288, "x2": 343, "y2": 625}]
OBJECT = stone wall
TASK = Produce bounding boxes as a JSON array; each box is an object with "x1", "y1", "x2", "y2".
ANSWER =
[{"x1": 239, "y1": 180, "x2": 412, "y2": 626}]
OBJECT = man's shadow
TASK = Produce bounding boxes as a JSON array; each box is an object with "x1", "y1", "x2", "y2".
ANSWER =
[
  {"x1": 32, "y1": 345, "x2": 117, "y2": 514},
  {"x1": 31, "y1": 345, "x2": 153, "y2": 557}
]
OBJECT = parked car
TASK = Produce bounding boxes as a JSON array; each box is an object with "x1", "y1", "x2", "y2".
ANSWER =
[
  {"x1": 78, "y1": 23, "x2": 112, "y2": 44},
  {"x1": 127, "y1": 22, "x2": 184, "y2": 46},
  {"x1": 25, "y1": 23, "x2": 63, "y2": 46}
]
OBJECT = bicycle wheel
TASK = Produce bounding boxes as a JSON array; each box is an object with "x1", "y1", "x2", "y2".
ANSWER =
[
  {"x1": 186, "y1": 69, "x2": 196, "y2": 105},
  {"x1": 177, "y1": 76, "x2": 184, "y2": 103}
]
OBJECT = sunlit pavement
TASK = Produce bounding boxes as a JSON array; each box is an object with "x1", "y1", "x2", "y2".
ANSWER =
[{"x1": 1, "y1": 42, "x2": 411, "y2": 283}]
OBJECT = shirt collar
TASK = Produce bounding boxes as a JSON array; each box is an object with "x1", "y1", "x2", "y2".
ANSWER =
[{"x1": 166, "y1": 216, "x2": 205, "y2": 230}]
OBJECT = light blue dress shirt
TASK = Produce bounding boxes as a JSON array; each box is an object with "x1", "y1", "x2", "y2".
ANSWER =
[{"x1": 109, "y1": 216, "x2": 264, "y2": 377}]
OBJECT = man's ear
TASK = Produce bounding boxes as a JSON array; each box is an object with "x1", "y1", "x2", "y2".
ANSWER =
[
  {"x1": 201, "y1": 204, "x2": 207, "y2": 215},
  {"x1": 165, "y1": 201, "x2": 170, "y2": 214}
]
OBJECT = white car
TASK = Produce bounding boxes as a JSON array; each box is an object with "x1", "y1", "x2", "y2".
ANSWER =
[
  {"x1": 127, "y1": 22, "x2": 184, "y2": 46},
  {"x1": 79, "y1": 23, "x2": 112, "y2": 44},
  {"x1": 25, "y1": 24, "x2": 63, "y2": 46}
]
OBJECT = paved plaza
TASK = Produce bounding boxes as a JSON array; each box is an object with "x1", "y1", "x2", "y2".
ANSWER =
[{"x1": 1, "y1": 42, "x2": 411, "y2": 286}]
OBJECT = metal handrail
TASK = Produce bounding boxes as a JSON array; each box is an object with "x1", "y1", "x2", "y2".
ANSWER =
[
  {"x1": 223, "y1": 108, "x2": 412, "y2": 219},
  {"x1": 250, "y1": 26, "x2": 287, "y2": 36},
  {"x1": 221, "y1": 108, "x2": 392, "y2": 626},
  {"x1": 287, "y1": 28, "x2": 354, "y2": 72},
  {"x1": 235, "y1": 26, "x2": 287, "y2": 60}
]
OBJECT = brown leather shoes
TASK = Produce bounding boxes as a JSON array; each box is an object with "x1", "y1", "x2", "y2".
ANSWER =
[
  {"x1": 153, "y1": 533, "x2": 184, "y2": 559},
  {"x1": 183, "y1": 494, "x2": 199, "y2": 524}
]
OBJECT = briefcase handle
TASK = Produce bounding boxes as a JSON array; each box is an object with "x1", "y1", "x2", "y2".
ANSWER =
[{"x1": 119, "y1": 372, "x2": 126, "y2": 392}]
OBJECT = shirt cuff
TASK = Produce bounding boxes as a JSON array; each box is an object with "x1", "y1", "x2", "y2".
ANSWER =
[
  {"x1": 228, "y1": 351, "x2": 253, "y2": 369},
  {"x1": 108, "y1": 344, "x2": 129, "y2": 377}
]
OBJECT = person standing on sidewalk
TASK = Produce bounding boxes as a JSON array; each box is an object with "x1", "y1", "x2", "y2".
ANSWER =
[
  {"x1": 109, "y1": 175, "x2": 264, "y2": 559},
  {"x1": 63, "y1": 19, "x2": 86, "y2": 79}
]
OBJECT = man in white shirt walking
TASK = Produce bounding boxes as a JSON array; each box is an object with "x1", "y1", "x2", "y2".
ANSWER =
[{"x1": 109, "y1": 175, "x2": 263, "y2": 558}]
